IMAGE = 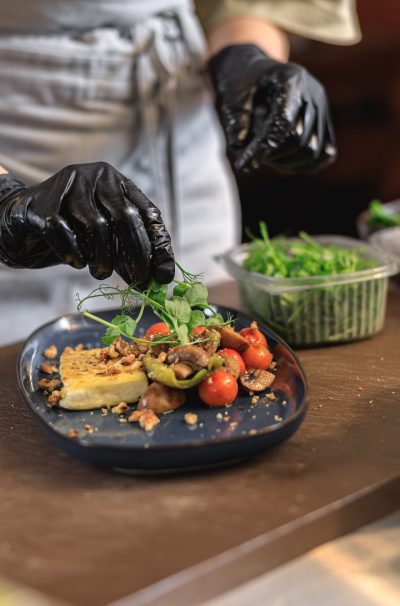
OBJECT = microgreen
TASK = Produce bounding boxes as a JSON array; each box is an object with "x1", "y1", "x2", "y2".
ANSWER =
[
  {"x1": 76, "y1": 263, "x2": 232, "y2": 347},
  {"x1": 368, "y1": 200, "x2": 400, "y2": 228}
]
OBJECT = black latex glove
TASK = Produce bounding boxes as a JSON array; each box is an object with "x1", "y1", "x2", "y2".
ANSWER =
[
  {"x1": 0, "y1": 162, "x2": 174, "y2": 287},
  {"x1": 209, "y1": 44, "x2": 337, "y2": 173}
]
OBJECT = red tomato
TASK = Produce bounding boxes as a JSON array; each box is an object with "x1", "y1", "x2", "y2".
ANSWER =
[
  {"x1": 218, "y1": 348, "x2": 246, "y2": 374},
  {"x1": 239, "y1": 325, "x2": 267, "y2": 348},
  {"x1": 198, "y1": 370, "x2": 238, "y2": 407},
  {"x1": 191, "y1": 326, "x2": 206, "y2": 337},
  {"x1": 145, "y1": 322, "x2": 171, "y2": 340},
  {"x1": 242, "y1": 345, "x2": 272, "y2": 370}
]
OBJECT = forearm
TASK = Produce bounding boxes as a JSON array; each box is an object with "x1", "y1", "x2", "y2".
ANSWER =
[
  {"x1": 0, "y1": 166, "x2": 9, "y2": 175},
  {"x1": 207, "y1": 16, "x2": 289, "y2": 61}
]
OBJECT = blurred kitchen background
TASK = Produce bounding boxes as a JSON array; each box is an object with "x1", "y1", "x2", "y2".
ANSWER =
[{"x1": 237, "y1": 0, "x2": 400, "y2": 240}]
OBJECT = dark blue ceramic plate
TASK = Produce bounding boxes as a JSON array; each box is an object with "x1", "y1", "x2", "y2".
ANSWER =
[{"x1": 17, "y1": 306, "x2": 308, "y2": 472}]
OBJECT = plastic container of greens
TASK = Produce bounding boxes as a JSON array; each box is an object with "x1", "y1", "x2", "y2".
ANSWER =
[{"x1": 217, "y1": 236, "x2": 398, "y2": 346}]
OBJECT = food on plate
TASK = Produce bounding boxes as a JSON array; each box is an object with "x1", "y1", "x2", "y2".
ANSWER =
[
  {"x1": 59, "y1": 344, "x2": 148, "y2": 410},
  {"x1": 38, "y1": 264, "x2": 277, "y2": 431}
]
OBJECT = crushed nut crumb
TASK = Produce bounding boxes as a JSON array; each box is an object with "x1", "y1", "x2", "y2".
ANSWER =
[
  {"x1": 47, "y1": 390, "x2": 61, "y2": 407},
  {"x1": 230, "y1": 421, "x2": 239, "y2": 429},
  {"x1": 216, "y1": 413, "x2": 223, "y2": 420},
  {"x1": 63, "y1": 346, "x2": 74, "y2": 354},
  {"x1": 139, "y1": 410, "x2": 160, "y2": 432},
  {"x1": 274, "y1": 414, "x2": 283, "y2": 422},
  {"x1": 38, "y1": 378, "x2": 60, "y2": 392},
  {"x1": 358, "y1": 386, "x2": 363, "y2": 391},
  {"x1": 184, "y1": 412, "x2": 198, "y2": 426},
  {"x1": 101, "y1": 407, "x2": 108, "y2": 416},
  {"x1": 75, "y1": 343, "x2": 85, "y2": 351},
  {"x1": 44, "y1": 345, "x2": 57, "y2": 360},
  {"x1": 119, "y1": 418, "x2": 128, "y2": 424},
  {"x1": 251, "y1": 395, "x2": 259, "y2": 404},
  {"x1": 223, "y1": 415, "x2": 231, "y2": 422},
  {"x1": 270, "y1": 361, "x2": 277, "y2": 370},
  {"x1": 249, "y1": 429, "x2": 258, "y2": 435},
  {"x1": 265, "y1": 392, "x2": 277, "y2": 401},
  {"x1": 112, "y1": 402, "x2": 129, "y2": 414},
  {"x1": 40, "y1": 363, "x2": 58, "y2": 374},
  {"x1": 128, "y1": 410, "x2": 144, "y2": 423},
  {"x1": 67, "y1": 429, "x2": 79, "y2": 439}
]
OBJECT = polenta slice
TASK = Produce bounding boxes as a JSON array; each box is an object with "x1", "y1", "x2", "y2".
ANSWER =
[{"x1": 60, "y1": 348, "x2": 148, "y2": 410}]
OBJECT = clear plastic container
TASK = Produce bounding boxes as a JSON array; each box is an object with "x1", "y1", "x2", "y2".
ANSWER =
[{"x1": 217, "y1": 236, "x2": 399, "y2": 346}]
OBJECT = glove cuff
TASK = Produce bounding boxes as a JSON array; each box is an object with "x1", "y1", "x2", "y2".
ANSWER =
[{"x1": 0, "y1": 174, "x2": 26, "y2": 204}]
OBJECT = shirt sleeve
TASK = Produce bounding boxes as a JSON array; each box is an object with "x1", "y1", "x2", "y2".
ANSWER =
[{"x1": 194, "y1": 0, "x2": 361, "y2": 45}]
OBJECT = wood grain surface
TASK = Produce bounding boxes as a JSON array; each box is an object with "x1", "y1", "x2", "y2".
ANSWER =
[{"x1": 0, "y1": 283, "x2": 399, "y2": 606}]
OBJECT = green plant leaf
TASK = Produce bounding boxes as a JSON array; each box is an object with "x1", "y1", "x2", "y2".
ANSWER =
[
  {"x1": 173, "y1": 282, "x2": 190, "y2": 298},
  {"x1": 188, "y1": 310, "x2": 206, "y2": 332},
  {"x1": 165, "y1": 297, "x2": 192, "y2": 323},
  {"x1": 184, "y1": 283, "x2": 208, "y2": 307},
  {"x1": 176, "y1": 324, "x2": 189, "y2": 344},
  {"x1": 206, "y1": 313, "x2": 224, "y2": 326}
]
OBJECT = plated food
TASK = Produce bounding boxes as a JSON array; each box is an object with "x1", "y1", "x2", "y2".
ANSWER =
[
  {"x1": 39, "y1": 316, "x2": 276, "y2": 432},
  {"x1": 218, "y1": 223, "x2": 398, "y2": 346}
]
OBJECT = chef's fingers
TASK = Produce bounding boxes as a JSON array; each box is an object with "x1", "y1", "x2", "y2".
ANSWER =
[
  {"x1": 100, "y1": 189, "x2": 152, "y2": 287},
  {"x1": 122, "y1": 179, "x2": 175, "y2": 285},
  {"x1": 43, "y1": 214, "x2": 86, "y2": 269}
]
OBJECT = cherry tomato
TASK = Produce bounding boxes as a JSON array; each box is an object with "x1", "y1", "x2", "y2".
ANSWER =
[
  {"x1": 239, "y1": 325, "x2": 267, "y2": 348},
  {"x1": 218, "y1": 348, "x2": 246, "y2": 374},
  {"x1": 191, "y1": 326, "x2": 206, "y2": 337},
  {"x1": 198, "y1": 370, "x2": 238, "y2": 407},
  {"x1": 242, "y1": 345, "x2": 272, "y2": 370},
  {"x1": 145, "y1": 322, "x2": 171, "y2": 340}
]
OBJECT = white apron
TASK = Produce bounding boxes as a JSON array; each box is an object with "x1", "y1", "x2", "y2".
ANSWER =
[{"x1": 0, "y1": 1, "x2": 240, "y2": 345}]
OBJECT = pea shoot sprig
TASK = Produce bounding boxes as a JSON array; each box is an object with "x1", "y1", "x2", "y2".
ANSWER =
[{"x1": 76, "y1": 264, "x2": 231, "y2": 347}]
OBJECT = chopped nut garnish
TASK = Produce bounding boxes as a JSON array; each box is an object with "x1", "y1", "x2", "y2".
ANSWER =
[
  {"x1": 265, "y1": 392, "x2": 277, "y2": 401},
  {"x1": 75, "y1": 343, "x2": 86, "y2": 351},
  {"x1": 47, "y1": 390, "x2": 61, "y2": 407},
  {"x1": 84, "y1": 424, "x2": 93, "y2": 431},
  {"x1": 139, "y1": 410, "x2": 160, "y2": 432},
  {"x1": 67, "y1": 429, "x2": 79, "y2": 439},
  {"x1": 112, "y1": 402, "x2": 129, "y2": 414},
  {"x1": 119, "y1": 418, "x2": 128, "y2": 424},
  {"x1": 44, "y1": 345, "x2": 57, "y2": 360},
  {"x1": 274, "y1": 414, "x2": 283, "y2": 422},
  {"x1": 105, "y1": 365, "x2": 121, "y2": 376},
  {"x1": 63, "y1": 346, "x2": 74, "y2": 354},
  {"x1": 120, "y1": 354, "x2": 138, "y2": 366},
  {"x1": 38, "y1": 378, "x2": 60, "y2": 392},
  {"x1": 270, "y1": 361, "x2": 277, "y2": 370},
  {"x1": 184, "y1": 412, "x2": 198, "y2": 426},
  {"x1": 40, "y1": 363, "x2": 58, "y2": 374},
  {"x1": 128, "y1": 410, "x2": 144, "y2": 423},
  {"x1": 223, "y1": 415, "x2": 231, "y2": 422},
  {"x1": 251, "y1": 395, "x2": 259, "y2": 404},
  {"x1": 216, "y1": 413, "x2": 223, "y2": 420},
  {"x1": 101, "y1": 407, "x2": 109, "y2": 416},
  {"x1": 358, "y1": 386, "x2": 363, "y2": 391},
  {"x1": 230, "y1": 421, "x2": 239, "y2": 429}
]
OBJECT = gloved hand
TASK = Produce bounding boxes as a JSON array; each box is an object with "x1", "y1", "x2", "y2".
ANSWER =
[
  {"x1": 209, "y1": 44, "x2": 337, "y2": 173},
  {"x1": 0, "y1": 162, "x2": 174, "y2": 287}
]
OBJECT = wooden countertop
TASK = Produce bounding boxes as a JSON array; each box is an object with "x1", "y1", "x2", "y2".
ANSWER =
[{"x1": 0, "y1": 282, "x2": 399, "y2": 606}]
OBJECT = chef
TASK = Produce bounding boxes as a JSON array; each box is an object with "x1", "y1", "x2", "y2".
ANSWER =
[{"x1": 0, "y1": 0, "x2": 360, "y2": 343}]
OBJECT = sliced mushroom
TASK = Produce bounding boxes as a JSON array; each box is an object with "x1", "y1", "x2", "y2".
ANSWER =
[
  {"x1": 171, "y1": 362, "x2": 194, "y2": 380},
  {"x1": 219, "y1": 352, "x2": 241, "y2": 380},
  {"x1": 138, "y1": 382, "x2": 186, "y2": 414},
  {"x1": 240, "y1": 369, "x2": 275, "y2": 392},
  {"x1": 217, "y1": 326, "x2": 249, "y2": 353},
  {"x1": 166, "y1": 345, "x2": 209, "y2": 371}
]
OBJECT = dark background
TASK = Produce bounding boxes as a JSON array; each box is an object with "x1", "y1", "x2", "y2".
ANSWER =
[{"x1": 235, "y1": 1, "x2": 400, "y2": 240}]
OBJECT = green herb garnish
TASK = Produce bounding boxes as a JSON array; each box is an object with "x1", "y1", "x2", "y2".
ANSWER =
[
  {"x1": 368, "y1": 199, "x2": 400, "y2": 229},
  {"x1": 77, "y1": 264, "x2": 230, "y2": 347}
]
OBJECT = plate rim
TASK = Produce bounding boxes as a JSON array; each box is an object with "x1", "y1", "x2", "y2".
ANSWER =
[{"x1": 17, "y1": 304, "x2": 309, "y2": 453}]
